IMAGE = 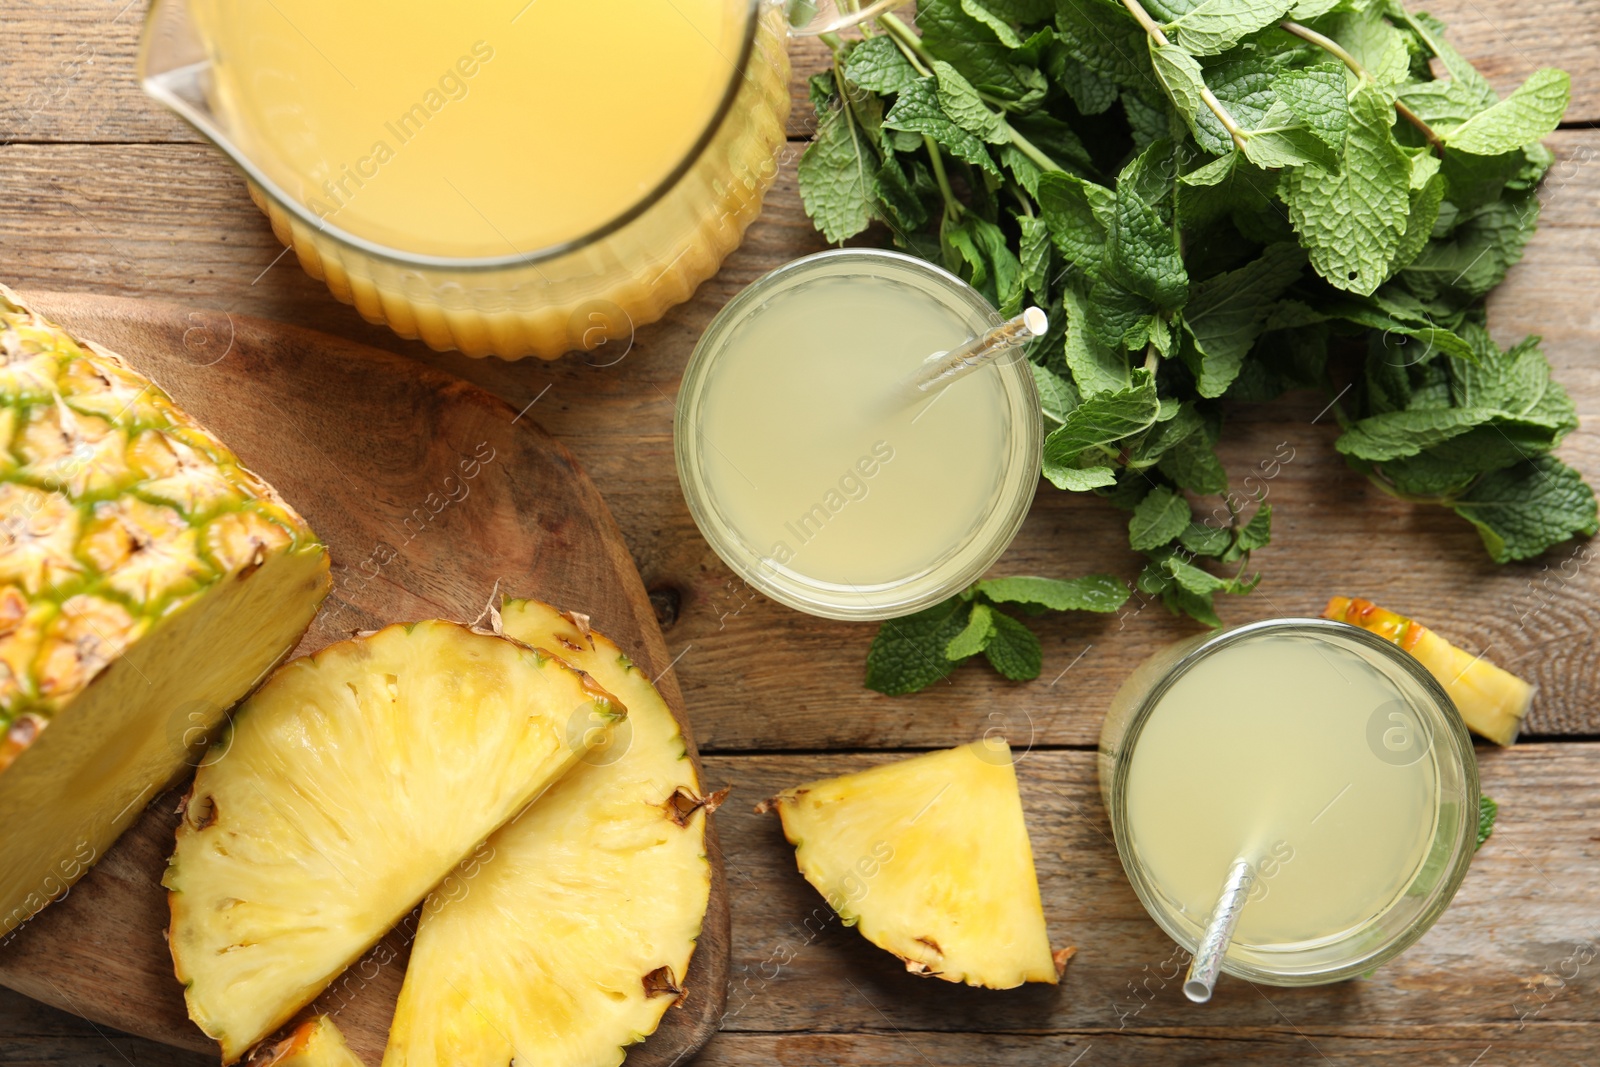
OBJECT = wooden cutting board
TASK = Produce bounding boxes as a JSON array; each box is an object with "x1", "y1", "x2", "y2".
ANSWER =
[{"x1": 0, "y1": 293, "x2": 729, "y2": 1065}]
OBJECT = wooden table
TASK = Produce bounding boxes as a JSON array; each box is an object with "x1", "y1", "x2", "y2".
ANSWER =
[{"x1": 3, "y1": 3, "x2": 1599, "y2": 1064}]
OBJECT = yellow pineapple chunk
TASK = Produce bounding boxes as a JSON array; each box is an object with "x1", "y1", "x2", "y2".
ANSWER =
[
  {"x1": 382, "y1": 599, "x2": 717, "y2": 1067},
  {"x1": 256, "y1": 1017, "x2": 364, "y2": 1067},
  {"x1": 1323, "y1": 596, "x2": 1533, "y2": 746},
  {"x1": 166, "y1": 620, "x2": 624, "y2": 1063},
  {"x1": 0, "y1": 285, "x2": 329, "y2": 944},
  {"x1": 758, "y1": 740, "x2": 1060, "y2": 988}
]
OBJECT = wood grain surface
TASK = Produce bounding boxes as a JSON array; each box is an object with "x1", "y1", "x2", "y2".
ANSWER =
[
  {"x1": 0, "y1": 295, "x2": 730, "y2": 1066},
  {"x1": 2, "y1": 0, "x2": 1600, "y2": 1062},
  {"x1": 4, "y1": 743, "x2": 1598, "y2": 1065}
]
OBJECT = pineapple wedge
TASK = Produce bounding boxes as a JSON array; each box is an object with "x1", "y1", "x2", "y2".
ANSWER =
[
  {"x1": 383, "y1": 599, "x2": 718, "y2": 1067},
  {"x1": 1324, "y1": 596, "x2": 1533, "y2": 745},
  {"x1": 166, "y1": 620, "x2": 623, "y2": 1063},
  {"x1": 758, "y1": 739, "x2": 1059, "y2": 988},
  {"x1": 0, "y1": 286, "x2": 329, "y2": 940},
  {"x1": 256, "y1": 1017, "x2": 363, "y2": 1067}
]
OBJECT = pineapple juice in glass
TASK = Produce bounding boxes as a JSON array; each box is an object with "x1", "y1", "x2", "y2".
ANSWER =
[
  {"x1": 1099, "y1": 618, "x2": 1480, "y2": 987},
  {"x1": 675, "y1": 249, "x2": 1043, "y2": 621},
  {"x1": 138, "y1": 0, "x2": 791, "y2": 359}
]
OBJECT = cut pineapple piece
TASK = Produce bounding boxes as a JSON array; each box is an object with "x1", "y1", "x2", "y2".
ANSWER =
[
  {"x1": 0, "y1": 285, "x2": 329, "y2": 941},
  {"x1": 1324, "y1": 596, "x2": 1533, "y2": 745},
  {"x1": 256, "y1": 1017, "x2": 363, "y2": 1067},
  {"x1": 758, "y1": 739, "x2": 1059, "y2": 988},
  {"x1": 166, "y1": 620, "x2": 623, "y2": 1063},
  {"x1": 383, "y1": 598, "x2": 717, "y2": 1067}
]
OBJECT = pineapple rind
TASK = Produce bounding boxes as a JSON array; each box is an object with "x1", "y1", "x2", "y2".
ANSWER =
[
  {"x1": 0, "y1": 286, "x2": 325, "y2": 733},
  {"x1": 0, "y1": 286, "x2": 329, "y2": 941},
  {"x1": 1323, "y1": 596, "x2": 1533, "y2": 746},
  {"x1": 765, "y1": 740, "x2": 1058, "y2": 989},
  {"x1": 167, "y1": 620, "x2": 622, "y2": 1063},
  {"x1": 256, "y1": 1016, "x2": 364, "y2": 1067},
  {"x1": 382, "y1": 599, "x2": 711, "y2": 1067}
]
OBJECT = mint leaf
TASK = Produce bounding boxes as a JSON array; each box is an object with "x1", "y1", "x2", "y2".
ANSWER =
[
  {"x1": 984, "y1": 611, "x2": 1044, "y2": 680},
  {"x1": 1193, "y1": 61, "x2": 1276, "y2": 157},
  {"x1": 864, "y1": 598, "x2": 970, "y2": 695},
  {"x1": 1451, "y1": 456, "x2": 1600, "y2": 562},
  {"x1": 1183, "y1": 242, "x2": 1305, "y2": 397},
  {"x1": 1239, "y1": 106, "x2": 1340, "y2": 171},
  {"x1": 798, "y1": 77, "x2": 880, "y2": 243},
  {"x1": 1445, "y1": 69, "x2": 1570, "y2": 156},
  {"x1": 1018, "y1": 214, "x2": 1052, "y2": 298},
  {"x1": 844, "y1": 36, "x2": 921, "y2": 94},
  {"x1": 960, "y1": 0, "x2": 1028, "y2": 47},
  {"x1": 1130, "y1": 485, "x2": 1194, "y2": 550},
  {"x1": 1177, "y1": 151, "x2": 1276, "y2": 227},
  {"x1": 883, "y1": 78, "x2": 1001, "y2": 175},
  {"x1": 1107, "y1": 146, "x2": 1188, "y2": 310},
  {"x1": 1452, "y1": 334, "x2": 1577, "y2": 436},
  {"x1": 1149, "y1": 42, "x2": 1208, "y2": 133},
  {"x1": 1401, "y1": 192, "x2": 1539, "y2": 303},
  {"x1": 946, "y1": 601, "x2": 997, "y2": 659},
  {"x1": 917, "y1": 0, "x2": 1046, "y2": 102},
  {"x1": 1167, "y1": 0, "x2": 1294, "y2": 54},
  {"x1": 1326, "y1": 9, "x2": 1411, "y2": 87},
  {"x1": 1043, "y1": 369, "x2": 1162, "y2": 482},
  {"x1": 1271, "y1": 64, "x2": 1348, "y2": 151},
  {"x1": 1160, "y1": 438, "x2": 1229, "y2": 494},
  {"x1": 1337, "y1": 408, "x2": 1495, "y2": 461},
  {"x1": 1390, "y1": 171, "x2": 1445, "y2": 275},
  {"x1": 977, "y1": 574, "x2": 1130, "y2": 611},
  {"x1": 1281, "y1": 85, "x2": 1411, "y2": 295},
  {"x1": 933, "y1": 60, "x2": 1008, "y2": 143},
  {"x1": 1477, "y1": 794, "x2": 1497, "y2": 850},
  {"x1": 1063, "y1": 283, "x2": 1131, "y2": 395},
  {"x1": 1235, "y1": 503, "x2": 1273, "y2": 553},
  {"x1": 1032, "y1": 362, "x2": 1080, "y2": 426},
  {"x1": 1038, "y1": 171, "x2": 1114, "y2": 273},
  {"x1": 1053, "y1": 0, "x2": 1153, "y2": 95},
  {"x1": 1180, "y1": 521, "x2": 1233, "y2": 556}
]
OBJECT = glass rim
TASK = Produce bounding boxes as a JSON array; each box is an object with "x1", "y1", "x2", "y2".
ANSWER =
[
  {"x1": 136, "y1": 0, "x2": 763, "y2": 272},
  {"x1": 1107, "y1": 617, "x2": 1480, "y2": 985},
  {"x1": 674, "y1": 247, "x2": 1044, "y2": 622}
]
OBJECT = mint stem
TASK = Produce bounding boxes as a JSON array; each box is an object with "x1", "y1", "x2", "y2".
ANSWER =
[
  {"x1": 1120, "y1": 0, "x2": 1250, "y2": 151},
  {"x1": 1279, "y1": 20, "x2": 1447, "y2": 152}
]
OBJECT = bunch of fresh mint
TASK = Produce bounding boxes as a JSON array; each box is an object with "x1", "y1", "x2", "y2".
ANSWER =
[{"x1": 795, "y1": 0, "x2": 1598, "y2": 693}]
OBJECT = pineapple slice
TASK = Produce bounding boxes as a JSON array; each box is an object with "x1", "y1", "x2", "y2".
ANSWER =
[
  {"x1": 758, "y1": 739, "x2": 1060, "y2": 988},
  {"x1": 166, "y1": 620, "x2": 623, "y2": 1062},
  {"x1": 1324, "y1": 596, "x2": 1533, "y2": 745},
  {"x1": 256, "y1": 1017, "x2": 363, "y2": 1067},
  {"x1": 0, "y1": 286, "x2": 329, "y2": 941},
  {"x1": 383, "y1": 599, "x2": 719, "y2": 1067}
]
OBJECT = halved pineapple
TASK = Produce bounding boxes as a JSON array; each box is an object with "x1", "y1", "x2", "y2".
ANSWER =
[
  {"x1": 1324, "y1": 596, "x2": 1533, "y2": 745},
  {"x1": 383, "y1": 598, "x2": 718, "y2": 1067},
  {"x1": 254, "y1": 1017, "x2": 363, "y2": 1067},
  {"x1": 166, "y1": 620, "x2": 623, "y2": 1063},
  {"x1": 0, "y1": 286, "x2": 329, "y2": 940},
  {"x1": 758, "y1": 739, "x2": 1060, "y2": 988}
]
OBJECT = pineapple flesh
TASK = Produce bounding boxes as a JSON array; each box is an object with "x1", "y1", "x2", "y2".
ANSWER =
[
  {"x1": 758, "y1": 739, "x2": 1059, "y2": 988},
  {"x1": 383, "y1": 599, "x2": 717, "y2": 1067},
  {"x1": 0, "y1": 286, "x2": 329, "y2": 940},
  {"x1": 166, "y1": 620, "x2": 624, "y2": 1063},
  {"x1": 255, "y1": 1017, "x2": 363, "y2": 1067},
  {"x1": 1324, "y1": 596, "x2": 1533, "y2": 745}
]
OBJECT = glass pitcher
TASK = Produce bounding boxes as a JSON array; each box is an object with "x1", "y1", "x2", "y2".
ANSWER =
[{"x1": 137, "y1": 0, "x2": 903, "y2": 361}]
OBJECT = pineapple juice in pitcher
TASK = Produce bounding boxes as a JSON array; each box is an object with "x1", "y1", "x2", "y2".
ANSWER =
[{"x1": 142, "y1": 0, "x2": 790, "y2": 358}]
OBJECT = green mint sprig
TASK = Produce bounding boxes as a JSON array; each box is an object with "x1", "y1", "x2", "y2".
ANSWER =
[
  {"x1": 865, "y1": 575, "x2": 1129, "y2": 694},
  {"x1": 799, "y1": 0, "x2": 1596, "y2": 656},
  {"x1": 1477, "y1": 793, "x2": 1497, "y2": 850}
]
